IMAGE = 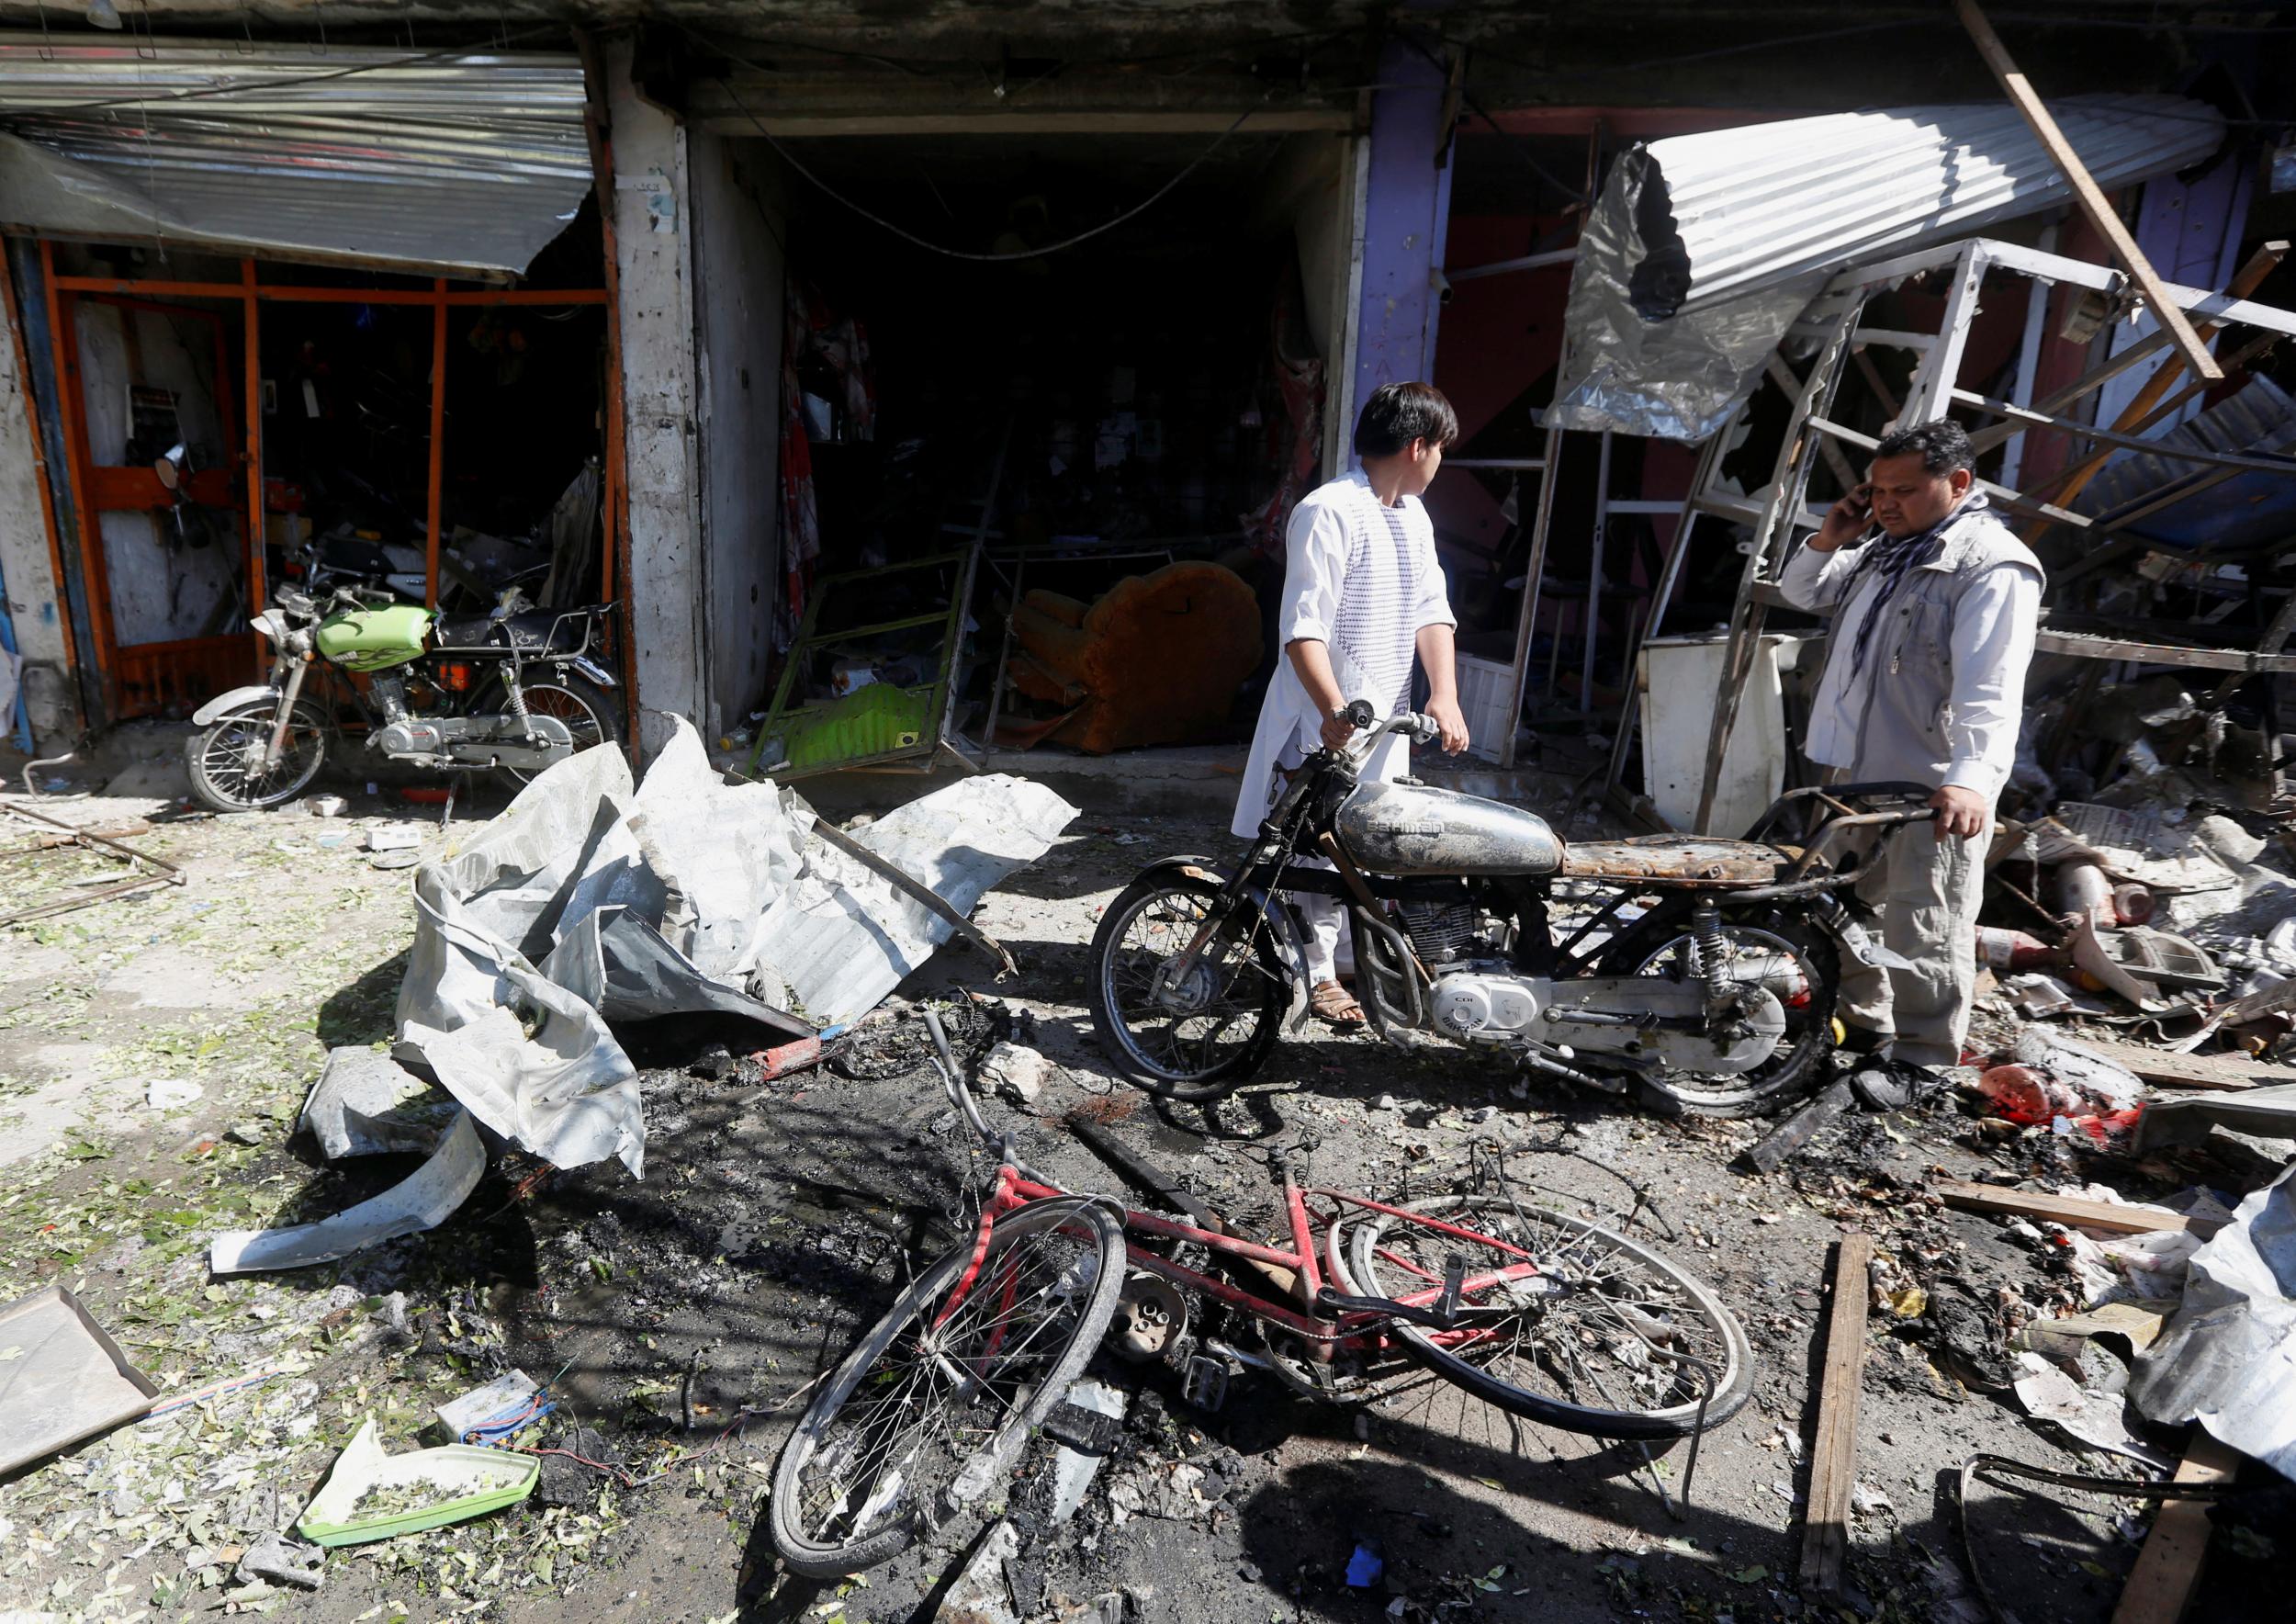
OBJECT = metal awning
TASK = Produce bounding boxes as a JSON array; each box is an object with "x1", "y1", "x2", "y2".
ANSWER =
[{"x1": 0, "y1": 35, "x2": 591, "y2": 276}]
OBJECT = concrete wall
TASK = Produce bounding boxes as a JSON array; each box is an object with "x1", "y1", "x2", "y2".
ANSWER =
[
  {"x1": 606, "y1": 37, "x2": 708, "y2": 756},
  {"x1": 688, "y1": 130, "x2": 788, "y2": 741},
  {"x1": 0, "y1": 264, "x2": 74, "y2": 745},
  {"x1": 1251, "y1": 132, "x2": 1366, "y2": 479}
]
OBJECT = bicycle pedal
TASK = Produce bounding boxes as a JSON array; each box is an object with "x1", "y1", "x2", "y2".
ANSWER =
[
  {"x1": 1182, "y1": 1354, "x2": 1230, "y2": 1412},
  {"x1": 1039, "y1": 1402, "x2": 1124, "y2": 1455}
]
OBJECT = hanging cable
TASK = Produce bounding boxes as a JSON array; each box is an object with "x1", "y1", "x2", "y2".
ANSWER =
[{"x1": 713, "y1": 69, "x2": 1256, "y2": 264}]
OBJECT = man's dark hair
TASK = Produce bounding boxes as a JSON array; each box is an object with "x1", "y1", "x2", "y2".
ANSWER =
[
  {"x1": 1355, "y1": 381, "x2": 1459, "y2": 458},
  {"x1": 1873, "y1": 418, "x2": 1975, "y2": 476}
]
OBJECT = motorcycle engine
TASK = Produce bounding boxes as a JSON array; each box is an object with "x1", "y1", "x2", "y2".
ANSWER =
[
  {"x1": 1430, "y1": 972, "x2": 1550, "y2": 1044},
  {"x1": 1398, "y1": 898, "x2": 1482, "y2": 967}
]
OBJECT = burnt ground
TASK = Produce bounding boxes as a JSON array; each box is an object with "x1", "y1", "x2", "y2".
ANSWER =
[{"x1": 0, "y1": 790, "x2": 2289, "y2": 1623}]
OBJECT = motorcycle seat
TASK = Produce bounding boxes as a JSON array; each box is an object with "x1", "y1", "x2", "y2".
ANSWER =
[
  {"x1": 1559, "y1": 836, "x2": 1808, "y2": 888},
  {"x1": 432, "y1": 609, "x2": 593, "y2": 653}
]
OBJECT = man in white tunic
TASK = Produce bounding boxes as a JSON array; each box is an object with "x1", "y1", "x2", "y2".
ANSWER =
[
  {"x1": 1232, "y1": 382, "x2": 1470, "y2": 1024},
  {"x1": 1778, "y1": 418, "x2": 2041, "y2": 1071}
]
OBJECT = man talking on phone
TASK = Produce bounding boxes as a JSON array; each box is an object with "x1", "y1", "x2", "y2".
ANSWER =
[{"x1": 1777, "y1": 418, "x2": 2042, "y2": 1074}]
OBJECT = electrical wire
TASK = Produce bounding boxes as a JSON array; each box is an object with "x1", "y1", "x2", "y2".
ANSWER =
[
  {"x1": 712, "y1": 67, "x2": 1257, "y2": 264},
  {"x1": 3, "y1": 26, "x2": 564, "y2": 118}
]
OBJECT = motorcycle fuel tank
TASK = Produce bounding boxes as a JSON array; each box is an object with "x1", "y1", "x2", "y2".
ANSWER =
[
  {"x1": 314, "y1": 603, "x2": 434, "y2": 672},
  {"x1": 1334, "y1": 780, "x2": 1564, "y2": 876}
]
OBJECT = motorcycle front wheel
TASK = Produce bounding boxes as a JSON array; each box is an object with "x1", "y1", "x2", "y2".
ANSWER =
[
  {"x1": 1087, "y1": 872, "x2": 1290, "y2": 1101},
  {"x1": 186, "y1": 700, "x2": 329, "y2": 813}
]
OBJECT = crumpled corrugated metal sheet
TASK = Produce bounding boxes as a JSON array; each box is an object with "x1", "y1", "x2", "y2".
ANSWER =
[
  {"x1": 392, "y1": 719, "x2": 1076, "y2": 1176},
  {"x1": 2074, "y1": 373, "x2": 2296, "y2": 555},
  {"x1": 1548, "y1": 96, "x2": 2225, "y2": 443},
  {"x1": 0, "y1": 35, "x2": 590, "y2": 275},
  {"x1": 2130, "y1": 1158, "x2": 2296, "y2": 1483}
]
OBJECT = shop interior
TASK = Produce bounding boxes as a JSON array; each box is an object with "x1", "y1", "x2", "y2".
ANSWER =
[
  {"x1": 748, "y1": 127, "x2": 1353, "y2": 773},
  {"x1": 40, "y1": 210, "x2": 611, "y2": 723}
]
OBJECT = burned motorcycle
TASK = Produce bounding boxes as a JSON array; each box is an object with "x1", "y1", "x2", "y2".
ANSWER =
[
  {"x1": 1087, "y1": 701, "x2": 1930, "y2": 1117},
  {"x1": 184, "y1": 558, "x2": 620, "y2": 813}
]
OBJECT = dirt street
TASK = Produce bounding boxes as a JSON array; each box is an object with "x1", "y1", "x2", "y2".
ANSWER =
[{"x1": 0, "y1": 781, "x2": 2281, "y2": 1624}]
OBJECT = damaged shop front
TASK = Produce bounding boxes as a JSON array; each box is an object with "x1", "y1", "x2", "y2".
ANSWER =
[{"x1": 0, "y1": 33, "x2": 624, "y2": 753}]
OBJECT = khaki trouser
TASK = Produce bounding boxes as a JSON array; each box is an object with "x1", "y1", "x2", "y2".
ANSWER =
[{"x1": 1836, "y1": 816, "x2": 1990, "y2": 1070}]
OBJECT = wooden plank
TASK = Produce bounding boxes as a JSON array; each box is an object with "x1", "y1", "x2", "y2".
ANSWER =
[
  {"x1": 1952, "y1": 0, "x2": 2221, "y2": 383},
  {"x1": 2053, "y1": 1035, "x2": 2283, "y2": 1093},
  {"x1": 1937, "y1": 1182, "x2": 2226, "y2": 1238},
  {"x1": 2032, "y1": 630, "x2": 2296, "y2": 675},
  {"x1": 1798, "y1": 1234, "x2": 1874, "y2": 1603},
  {"x1": 2110, "y1": 1434, "x2": 2244, "y2": 1624}
]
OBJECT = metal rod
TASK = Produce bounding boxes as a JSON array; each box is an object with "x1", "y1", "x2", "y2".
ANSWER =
[
  {"x1": 1604, "y1": 434, "x2": 1723, "y2": 796},
  {"x1": 1997, "y1": 220, "x2": 2056, "y2": 492},
  {"x1": 805, "y1": 814, "x2": 1017, "y2": 978},
  {"x1": 424, "y1": 281, "x2": 447, "y2": 611},
  {"x1": 1497, "y1": 423, "x2": 1562, "y2": 770},
  {"x1": 1950, "y1": 389, "x2": 2296, "y2": 474},
  {"x1": 1581, "y1": 430, "x2": 1612, "y2": 715},
  {"x1": 1444, "y1": 246, "x2": 1577, "y2": 283}
]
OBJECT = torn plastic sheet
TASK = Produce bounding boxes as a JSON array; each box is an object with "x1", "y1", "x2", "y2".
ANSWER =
[
  {"x1": 208, "y1": 1112, "x2": 484, "y2": 1275},
  {"x1": 2011, "y1": 1352, "x2": 2177, "y2": 1472},
  {"x1": 391, "y1": 718, "x2": 1075, "y2": 1176},
  {"x1": 2130, "y1": 1160, "x2": 2296, "y2": 1483}
]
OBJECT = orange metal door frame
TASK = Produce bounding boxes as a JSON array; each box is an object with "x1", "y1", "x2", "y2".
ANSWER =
[{"x1": 37, "y1": 247, "x2": 619, "y2": 718}]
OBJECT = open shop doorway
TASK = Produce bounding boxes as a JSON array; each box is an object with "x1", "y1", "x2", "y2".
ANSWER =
[{"x1": 739, "y1": 127, "x2": 1359, "y2": 777}]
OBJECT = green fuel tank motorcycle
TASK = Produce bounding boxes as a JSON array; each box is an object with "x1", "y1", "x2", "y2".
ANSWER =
[{"x1": 185, "y1": 570, "x2": 622, "y2": 813}]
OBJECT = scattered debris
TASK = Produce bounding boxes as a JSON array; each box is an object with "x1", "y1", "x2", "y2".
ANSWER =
[
  {"x1": 300, "y1": 1044, "x2": 459, "y2": 1159},
  {"x1": 2129, "y1": 1162, "x2": 2296, "y2": 1477},
  {"x1": 208, "y1": 1111, "x2": 485, "y2": 1274},
  {"x1": 235, "y1": 1530, "x2": 327, "y2": 1590},
  {"x1": 295, "y1": 1416, "x2": 539, "y2": 1546},
  {"x1": 434, "y1": 1369, "x2": 544, "y2": 1444},
  {"x1": 981, "y1": 1040, "x2": 1054, "y2": 1107},
  {"x1": 144, "y1": 1077, "x2": 202, "y2": 1110}
]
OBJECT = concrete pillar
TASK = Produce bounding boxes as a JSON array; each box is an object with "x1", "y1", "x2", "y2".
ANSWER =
[
  {"x1": 0, "y1": 262, "x2": 78, "y2": 748},
  {"x1": 1347, "y1": 37, "x2": 1456, "y2": 435},
  {"x1": 605, "y1": 39, "x2": 708, "y2": 757}
]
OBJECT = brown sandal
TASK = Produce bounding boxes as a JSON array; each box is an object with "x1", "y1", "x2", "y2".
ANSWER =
[{"x1": 1310, "y1": 979, "x2": 1366, "y2": 1026}]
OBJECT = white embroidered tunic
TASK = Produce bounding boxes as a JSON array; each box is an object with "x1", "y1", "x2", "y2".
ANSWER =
[{"x1": 1231, "y1": 469, "x2": 1456, "y2": 840}]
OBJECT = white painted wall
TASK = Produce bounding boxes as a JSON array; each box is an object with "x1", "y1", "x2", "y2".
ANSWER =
[
  {"x1": 688, "y1": 130, "x2": 787, "y2": 742},
  {"x1": 0, "y1": 270, "x2": 75, "y2": 742},
  {"x1": 606, "y1": 38, "x2": 708, "y2": 757},
  {"x1": 74, "y1": 303, "x2": 243, "y2": 647}
]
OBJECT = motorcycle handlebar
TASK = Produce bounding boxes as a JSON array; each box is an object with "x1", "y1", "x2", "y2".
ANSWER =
[{"x1": 1333, "y1": 705, "x2": 1441, "y2": 757}]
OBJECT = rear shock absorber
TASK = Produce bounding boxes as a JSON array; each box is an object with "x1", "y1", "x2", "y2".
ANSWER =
[{"x1": 1690, "y1": 898, "x2": 1735, "y2": 1011}]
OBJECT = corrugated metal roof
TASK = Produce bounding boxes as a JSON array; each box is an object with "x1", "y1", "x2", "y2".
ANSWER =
[
  {"x1": 0, "y1": 35, "x2": 591, "y2": 276},
  {"x1": 1634, "y1": 95, "x2": 2224, "y2": 316},
  {"x1": 2076, "y1": 373, "x2": 2296, "y2": 555}
]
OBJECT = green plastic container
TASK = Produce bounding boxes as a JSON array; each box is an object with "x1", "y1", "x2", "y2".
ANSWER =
[
  {"x1": 296, "y1": 1417, "x2": 538, "y2": 1547},
  {"x1": 314, "y1": 603, "x2": 434, "y2": 672}
]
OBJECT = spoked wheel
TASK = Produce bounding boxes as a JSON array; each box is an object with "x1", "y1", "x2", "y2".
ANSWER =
[
  {"x1": 1345, "y1": 1194, "x2": 1753, "y2": 1442},
  {"x1": 1087, "y1": 872, "x2": 1289, "y2": 1101},
  {"x1": 185, "y1": 701, "x2": 328, "y2": 813},
  {"x1": 770, "y1": 1198, "x2": 1125, "y2": 1579},
  {"x1": 495, "y1": 672, "x2": 624, "y2": 787},
  {"x1": 1615, "y1": 912, "x2": 1839, "y2": 1118}
]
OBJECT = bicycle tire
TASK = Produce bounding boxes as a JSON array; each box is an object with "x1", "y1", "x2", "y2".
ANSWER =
[
  {"x1": 1087, "y1": 873, "x2": 1289, "y2": 1102},
  {"x1": 1344, "y1": 1193, "x2": 1753, "y2": 1440},
  {"x1": 769, "y1": 1197, "x2": 1126, "y2": 1578}
]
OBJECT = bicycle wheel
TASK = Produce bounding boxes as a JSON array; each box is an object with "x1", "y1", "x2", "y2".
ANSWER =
[
  {"x1": 1087, "y1": 873, "x2": 1289, "y2": 1101},
  {"x1": 770, "y1": 1197, "x2": 1126, "y2": 1579},
  {"x1": 1345, "y1": 1194, "x2": 1753, "y2": 1441}
]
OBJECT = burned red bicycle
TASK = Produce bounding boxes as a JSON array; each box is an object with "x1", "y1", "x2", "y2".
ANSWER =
[{"x1": 768, "y1": 1014, "x2": 1753, "y2": 1578}]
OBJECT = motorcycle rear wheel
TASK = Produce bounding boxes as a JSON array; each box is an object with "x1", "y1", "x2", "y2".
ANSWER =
[
  {"x1": 487, "y1": 671, "x2": 625, "y2": 787},
  {"x1": 1608, "y1": 910, "x2": 1839, "y2": 1118},
  {"x1": 185, "y1": 700, "x2": 328, "y2": 813},
  {"x1": 1087, "y1": 873, "x2": 1289, "y2": 1101}
]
